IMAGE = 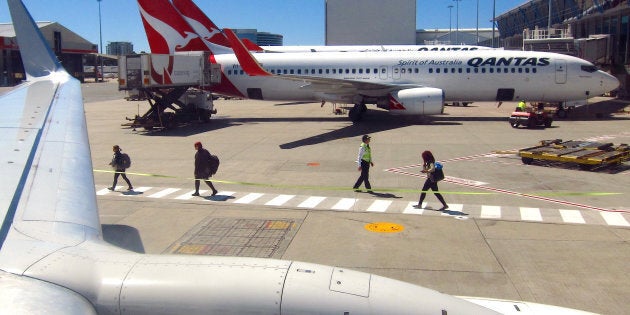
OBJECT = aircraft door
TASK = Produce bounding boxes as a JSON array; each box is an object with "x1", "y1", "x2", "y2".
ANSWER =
[
  {"x1": 379, "y1": 66, "x2": 388, "y2": 80},
  {"x1": 555, "y1": 60, "x2": 567, "y2": 84},
  {"x1": 392, "y1": 66, "x2": 401, "y2": 79}
]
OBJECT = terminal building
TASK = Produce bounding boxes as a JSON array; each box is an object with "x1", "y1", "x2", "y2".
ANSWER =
[
  {"x1": 0, "y1": 21, "x2": 97, "y2": 85},
  {"x1": 232, "y1": 29, "x2": 283, "y2": 46},
  {"x1": 325, "y1": 0, "x2": 416, "y2": 45}
]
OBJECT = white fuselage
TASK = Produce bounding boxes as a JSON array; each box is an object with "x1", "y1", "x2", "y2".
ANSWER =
[{"x1": 211, "y1": 49, "x2": 618, "y2": 104}]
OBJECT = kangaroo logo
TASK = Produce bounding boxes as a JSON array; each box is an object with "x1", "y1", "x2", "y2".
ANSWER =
[{"x1": 139, "y1": 5, "x2": 201, "y2": 53}]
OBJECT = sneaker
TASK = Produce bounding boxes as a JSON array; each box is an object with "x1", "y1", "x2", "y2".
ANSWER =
[
  {"x1": 439, "y1": 205, "x2": 449, "y2": 211},
  {"x1": 127, "y1": 187, "x2": 133, "y2": 191},
  {"x1": 413, "y1": 204, "x2": 423, "y2": 208},
  {"x1": 211, "y1": 190, "x2": 218, "y2": 196},
  {"x1": 107, "y1": 187, "x2": 115, "y2": 191},
  {"x1": 191, "y1": 192, "x2": 200, "y2": 196}
]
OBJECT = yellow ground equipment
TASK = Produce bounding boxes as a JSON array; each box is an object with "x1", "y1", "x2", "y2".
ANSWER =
[{"x1": 519, "y1": 139, "x2": 630, "y2": 170}]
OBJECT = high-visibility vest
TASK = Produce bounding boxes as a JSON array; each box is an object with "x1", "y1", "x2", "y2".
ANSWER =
[{"x1": 360, "y1": 143, "x2": 371, "y2": 162}]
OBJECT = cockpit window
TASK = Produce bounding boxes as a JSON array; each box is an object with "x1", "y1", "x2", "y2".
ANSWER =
[{"x1": 581, "y1": 65, "x2": 598, "y2": 73}]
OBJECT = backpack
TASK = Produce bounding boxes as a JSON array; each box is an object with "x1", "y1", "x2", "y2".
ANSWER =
[
  {"x1": 120, "y1": 153, "x2": 131, "y2": 169},
  {"x1": 431, "y1": 162, "x2": 444, "y2": 181},
  {"x1": 207, "y1": 154, "x2": 219, "y2": 176}
]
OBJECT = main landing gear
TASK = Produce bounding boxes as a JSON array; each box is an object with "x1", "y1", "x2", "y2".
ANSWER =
[{"x1": 348, "y1": 103, "x2": 367, "y2": 122}]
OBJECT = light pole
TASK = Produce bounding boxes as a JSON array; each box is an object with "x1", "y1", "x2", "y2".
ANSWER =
[
  {"x1": 492, "y1": 0, "x2": 496, "y2": 48},
  {"x1": 97, "y1": 0, "x2": 103, "y2": 82},
  {"x1": 453, "y1": 0, "x2": 461, "y2": 44},
  {"x1": 448, "y1": 5, "x2": 453, "y2": 44}
]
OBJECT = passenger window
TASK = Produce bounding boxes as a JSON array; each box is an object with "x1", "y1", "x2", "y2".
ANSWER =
[
  {"x1": 489, "y1": 68, "x2": 494, "y2": 73},
  {"x1": 511, "y1": 68, "x2": 516, "y2": 73},
  {"x1": 474, "y1": 68, "x2": 479, "y2": 73},
  {"x1": 319, "y1": 69, "x2": 323, "y2": 74},
  {"x1": 525, "y1": 68, "x2": 530, "y2": 73},
  {"x1": 381, "y1": 68, "x2": 386, "y2": 73},
  {"x1": 415, "y1": 68, "x2": 419, "y2": 73},
  {"x1": 345, "y1": 69, "x2": 350, "y2": 74},
  {"x1": 366, "y1": 68, "x2": 370, "y2": 74},
  {"x1": 352, "y1": 69, "x2": 356, "y2": 74},
  {"x1": 283, "y1": 69, "x2": 288, "y2": 74},
  {"x1": 581, "y1": 65, "x2": 598, "y2": 73},
  {"x1": 401, "y1": 68, "x2": 406, "y2": 74},
  {"x1": 332, "y1": 69, "x2": 337, "y2": 74},
  {"x1": 532, "y1": 68, "x2": 537, "y2": 73},
  {"x1": 326, "y1": 69, "x2": 330, "y2": 74},
  {"x1": 227, "y1": 70, "x2": 232, "y2": 75},
  {"x1": 290, "y1": 69, "x2": 294, "y2": 74},
  {"x1": 458, "y1": 68, "x2": 462, "y2": 73},
  {"x1": 518, "y1": 68, "x2": 522, "y2": 73},
  {"x1": 436, "y1": 68, "x2": 441, "y2": 73},
  {"x1": 297, "y1": 69, "x2": 301, "y2": 74},
  {"x1": 429, "y1": 68, "x2": 433, "y2": 73}
]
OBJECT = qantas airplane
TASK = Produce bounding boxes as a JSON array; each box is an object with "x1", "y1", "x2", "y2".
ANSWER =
[
  {"x1": 138, "y1": 0, "x2": 618, "y2": 122},
  {"x1": 0, "y1": 1, "x2": 604, "y2": 313},
  {"x1": 167, "y1": 0, "x2": 491, "y2": 54}
]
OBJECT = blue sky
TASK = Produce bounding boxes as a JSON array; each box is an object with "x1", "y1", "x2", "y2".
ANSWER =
[{"x1": 0, "y1": 0, "x2": 524, "y2": 52}]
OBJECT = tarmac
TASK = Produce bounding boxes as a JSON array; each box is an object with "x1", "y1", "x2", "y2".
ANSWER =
[{"x1": 85, "y1": 80, "x2": 629, "y2": 314}]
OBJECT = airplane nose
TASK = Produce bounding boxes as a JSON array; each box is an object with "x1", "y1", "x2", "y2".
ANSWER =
[{"x1": 601, "y1": 71, "x2": 619, "y2": 94}]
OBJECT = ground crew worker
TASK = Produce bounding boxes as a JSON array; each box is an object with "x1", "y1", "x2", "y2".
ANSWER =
[
  {"x1": 516, "y1": 100, "x2": 527, "y2": 112},
  {"x1": 353, "y1": 135, "x2": 373, "y2": 192}
]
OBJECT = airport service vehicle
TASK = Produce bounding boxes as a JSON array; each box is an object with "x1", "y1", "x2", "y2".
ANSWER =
[
  {"x1": 509, "y1": 109, "x2": 553, "y2": 128},
  {"x1": 519, "y1": 139, "x2": 630, "y2": 170},
  {"x1": 118, "y1": 52, "x2": 221, "y2": 130},
  {"x1": 0, "y1": 1, "x2": 601, "y2": 313}
]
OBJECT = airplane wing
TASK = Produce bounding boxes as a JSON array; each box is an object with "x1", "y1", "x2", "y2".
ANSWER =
[
  {"x1": 0, "y1": 0, "x2": 101, "y2": 274},
  {"x1": 222, "y1": 28, "x2": 422, "y2": 97}
]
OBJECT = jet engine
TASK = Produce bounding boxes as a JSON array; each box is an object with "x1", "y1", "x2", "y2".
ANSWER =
[{"x1": 383, "y1": 87, "x2": 444, "y2": 115}]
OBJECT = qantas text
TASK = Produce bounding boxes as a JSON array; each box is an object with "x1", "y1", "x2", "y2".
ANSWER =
[{"x1": 398, "y1": 57, "x2": 550, "y2": 68}]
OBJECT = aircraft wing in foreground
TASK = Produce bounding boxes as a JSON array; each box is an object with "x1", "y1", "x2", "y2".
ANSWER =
[{"x1": 0, "y1": 0, "x2": 598, "y2": 313}]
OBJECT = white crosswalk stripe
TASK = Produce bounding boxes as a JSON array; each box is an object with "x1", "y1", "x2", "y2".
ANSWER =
[
  {"x1": 599, "y1": 212, "x2": 630, "y2": 227},
  {"x1": 148, "y1": 188, "x2": 181, "y2": 199},
  {"x1": 95, "y1": 186, "x2": 630, "y2": 227},
  {"x1": 331, "y1": 198, "x2": 357, "y2": 211},
  {"x1": 403, "y1": 202, "x2": 425, "y2": 214},
  {"x1": 175, "y1": 190, "x2": 206, "y2": 200},
  {"x1": 366, "y1": 200, "x2": 392, "y2": 212},
  {"x1": 560, "y1": 209, "x2": 586, "y2": 224},
  {"x1": 265, "y1": 194, "x2": 295, "y2": 206},
  {"x1": 480, "y1": 205, "x2": 501, "y2": 219},
  {"x1": 297, "y1": 196, "x2": 326, "y2": 208},
  {"x1": 520, "y1": 207, "x2": 543, "y2": 222},
  {"x1": 234, "y1": 193, "x2": 264, "y2": 204}
]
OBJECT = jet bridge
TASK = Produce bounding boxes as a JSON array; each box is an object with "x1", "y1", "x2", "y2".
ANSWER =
[{"x1": 118, "y1": 52, "x2": 221, "y2": 130}]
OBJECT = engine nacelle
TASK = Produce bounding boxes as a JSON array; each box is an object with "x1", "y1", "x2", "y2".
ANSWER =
[{"x1": 386, "y1": 87, "x2": 444, "y2": 115}]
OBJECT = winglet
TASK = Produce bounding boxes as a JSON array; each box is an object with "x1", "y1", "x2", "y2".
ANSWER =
[
  {"x1": 223, "y1": 28, "x2": 271, "y2": 76},
  {"x1": 8, "y1": 0, "x2": 63, "y2": 79}
]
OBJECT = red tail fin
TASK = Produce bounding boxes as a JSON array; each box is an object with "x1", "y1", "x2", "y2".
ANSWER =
[
  {"x1": 137, "y1": 0, "x2": 207, "y2": 53},
  {"x1": 223, "y1": 28, "x2": 271, "y2": 76},
  {"x1": 172, "y1": 0, "x2": 231, "y2": 48}
]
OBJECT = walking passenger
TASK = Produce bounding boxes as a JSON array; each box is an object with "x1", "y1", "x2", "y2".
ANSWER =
[
  {"x1": 192, "y1": 141, "x2": 218, "y2": 196},
  {"x1": 108, "y1": 145, "x2": 133, "y2": 191},
  {"x1": 415, "y1": 150, "x2": 448, "y2": 210}
]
